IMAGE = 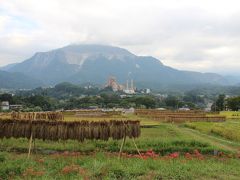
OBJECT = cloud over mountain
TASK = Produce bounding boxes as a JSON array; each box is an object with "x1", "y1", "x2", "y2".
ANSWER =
[{"x1": 0, "y1": 0, "x2": 240, "y2": 76}]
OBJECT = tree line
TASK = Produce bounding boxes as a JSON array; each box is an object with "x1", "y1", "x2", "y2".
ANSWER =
[
  {"x1": 0, "y1": 92, "x2": 206, "y2": 111},
  {"x1": 211, "y1": 94, "x2": 240, "y2": 111},
  {"x1": 1, "y1": 82, "x2": 240, "y2": 111}
]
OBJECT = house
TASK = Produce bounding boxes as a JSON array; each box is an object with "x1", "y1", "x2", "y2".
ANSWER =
[
  {"x1": 1, "y1": 101, "x2": 10, "y2": 111},
  {"x1": 123, "y1": 107, "x2": 135, "y2": 114},
  {"x1": 178, "y1": 107, "x2": 190, "y2": 111},
  {"x1": 9, "y1": 104, "x2": 23, "y2": 111}
]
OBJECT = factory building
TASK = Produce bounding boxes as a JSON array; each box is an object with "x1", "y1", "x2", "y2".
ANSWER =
[
  {"x1": 123, "y1": 79, "x2": 135, "y2": 94},
  {"x1": 105, "y1": 77, "x2": 135, "y2": 94}
]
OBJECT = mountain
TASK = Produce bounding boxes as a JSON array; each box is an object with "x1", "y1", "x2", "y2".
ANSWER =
[
  {"x1": 224, "y1": 75, "x2": 240, "y2": 85},
  {"x1": 4, "y1": 44, "x2": 229, "y2": 89},
  {"x1": 0, "y1": 70, "x2": 43, "y2": 89},
  {"x1": 0, "y1": 63, "x2": 19, "y2": 71}
]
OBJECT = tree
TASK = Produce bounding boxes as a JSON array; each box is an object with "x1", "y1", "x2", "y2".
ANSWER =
[
  {"x1": 0, "y1": 93, "x2": 14, "y2": 104},
  {"x1": 135, "y1": 96, "x2": 156, "y2": 109},
  {"x1": 226, "y1": 96, "x2": 240, "y2": 111},
  {"x1": 25, "y1": 95, "x2": 55, "y2": 111},
  {"x1": 183, "y1": 91, "x2": 204, "y2": 104},
  {"x1": 164, "y1": 96, "x2": 179, "y2": 109},
  {"x1": 215, "y1": 94, "x2": 226, "y2": 111}
]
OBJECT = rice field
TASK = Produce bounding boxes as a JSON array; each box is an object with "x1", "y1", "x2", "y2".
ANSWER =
[
  {"x1": 184, "y1": 120, "x2": 240, "y2": 142},
  {"x1": 0, "y1": 110, "x2": 240, "y2": 179},
  {"x1": 219, "y1": 111, "x2": 240, "y2": 119}
]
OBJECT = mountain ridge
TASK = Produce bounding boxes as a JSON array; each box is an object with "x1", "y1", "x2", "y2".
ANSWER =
[
  {"x1": 0, "y1": 70, "x2": 43, "y2": 89},
  {"x1": 1, "y1": 44, "x2": 232, "y2": 89}
]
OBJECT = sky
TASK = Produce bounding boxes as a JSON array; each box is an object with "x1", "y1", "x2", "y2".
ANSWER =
[{"x1": 0, "y1": 0, "x2": 240, "y2": 75}]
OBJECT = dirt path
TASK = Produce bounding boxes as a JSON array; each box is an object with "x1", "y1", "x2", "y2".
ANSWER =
[{"x1": 179, "y1": 126, "x2": 240, "y2": 152}]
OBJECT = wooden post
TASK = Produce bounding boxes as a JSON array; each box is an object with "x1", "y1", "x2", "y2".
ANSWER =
[
  {"x1": 27, "y1": 112, "x2": 36, "y2": 159},
  {"x1": 118, "y1": 135, "x2": 126, "y2": 159},
  {"x1": 27, "y1": 132, "x2": 33, "y2": 159},
  {"x1": 132, "y1": 138, "x2": 143, "y2": 159}
]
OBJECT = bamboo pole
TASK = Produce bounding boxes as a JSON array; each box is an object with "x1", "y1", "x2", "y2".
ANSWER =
[
  {"x1": 27, "y1": 133, "x2": 33, "y2": 159},
  {"x1": 132, "y1": 138, "x2": 143, "y2": 159},
  {"x1": 118, "y1": 135, "x2": 126, "y2": 159},
  {"x1": 27, "y1": 112, "x2": 36, "y2": 159}
]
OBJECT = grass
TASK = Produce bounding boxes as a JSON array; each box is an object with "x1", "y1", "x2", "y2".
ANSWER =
[
  {"x1": 1, "y1": 111, "x2": 240, "y2": 179},
  {"x1": 185, "y1": 121, "x2": 240, "y2": 142},
  {"x1": 184, "y1": 120, "x2": 240, "y2": 142},
  {"x1": 219, "y1": 111, "x2": 240, "y2": 119},
  {"x1": 1, "y1": 152, "x2": 240, "y2": 179}
]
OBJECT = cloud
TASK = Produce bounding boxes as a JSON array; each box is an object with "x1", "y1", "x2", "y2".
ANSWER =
[{"x1": 0, "y1": 0, "x2": 240, "y2": 75}]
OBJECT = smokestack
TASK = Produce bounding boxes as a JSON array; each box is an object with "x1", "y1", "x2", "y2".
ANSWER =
[
  {"x1": 126, "y1": 80, "x2": 129, "y2": 90},
  {"x1": 131, "y1": 79, "x2": 134, "y2": 90}
]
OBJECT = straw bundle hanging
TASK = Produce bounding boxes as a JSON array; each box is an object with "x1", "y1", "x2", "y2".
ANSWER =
[
  {"x1": 11, "y1": 112, "x2": 64, "y2": 121},
  {"x1": 0, "y1": 119, "x2": 141, "y2": 141}
]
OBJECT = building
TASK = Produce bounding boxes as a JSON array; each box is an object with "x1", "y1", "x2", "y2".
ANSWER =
[
  {"x1": 146, "y1": 89, "x2": 151, "y2": 94},
  {"x1": 156, "y1": 108, "x2": 166, "y2": 111},
  {"x1": 178, "y1": 107, "x2": 190, "y2": 111},
  {"x1": 10, "y1": 104, "x2": 23, "y2": 111},
  {"x1": 123, "y1": 79, "x2": 135, "y2": 94},
  {"x1": 123, "y1": 107, "x2": 135, "y2": 114},
  {"x1": 1, "y1": 101, "x2": 9, "y2": 111},
  {"x1": 105, "y1": 76, "x2": 123, "y2": 92},
  {"x1": 105, "y1": 77, "x2": 136, "y2": 94},
  {"x1": 140, "y1": 88, "x2": 151, "y2": 94}
]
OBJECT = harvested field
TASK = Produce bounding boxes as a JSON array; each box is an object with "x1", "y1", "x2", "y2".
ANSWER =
[
  {"x1": 0, "y1": 113, "x2": 11, "y2": 119},
  {"x1": 135, "y1": 109, "x2": 205, "y2": 115},
  {"x1": 167, "y1": 116, "x2": 226, "y2": 123},
  {"x1": 135, "y1": 109, "x2": 225, "y2": 123}
]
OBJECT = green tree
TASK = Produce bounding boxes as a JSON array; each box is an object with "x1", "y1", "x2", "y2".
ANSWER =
[
  {"x1": 165, "y1": 96, "x2": 179, "y2": 109},
  {"x1": 25, "y1": 95, "x2": 56, "y2": 111},
  {"x1": 0, "y1": 93, "x2": 13, "y2": 104},
  {"x1": 135, "y1": 96, "x2": 156, "y2": 109},
  {"x1": 215, "y1": 94, "x2": 226, "y2": 111},
  {"x1": 226, "y1": 96, "x2": 240, "y2": 111}
]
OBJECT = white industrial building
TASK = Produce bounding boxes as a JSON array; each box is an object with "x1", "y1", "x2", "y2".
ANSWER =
[
  {"x1": 1, "y1": 101, "x2": 10, "y2": 111},
  {"x1": 123, "y1": 79, "x2": 135, "y2": 94}
]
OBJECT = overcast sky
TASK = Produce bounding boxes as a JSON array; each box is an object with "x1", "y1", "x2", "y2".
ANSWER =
[{"x1": 0, "y1": 0, "x2": 240, "y2": 75}]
